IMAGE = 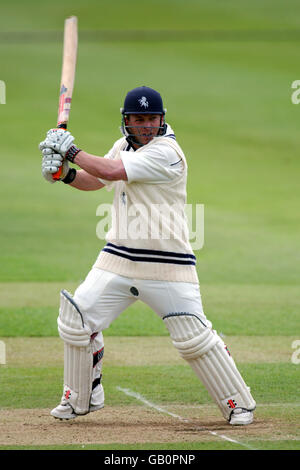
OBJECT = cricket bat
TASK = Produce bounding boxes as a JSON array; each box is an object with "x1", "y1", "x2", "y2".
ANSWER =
[{"x1": 52, "y1": 16, "x2": 78, "y2": 180}]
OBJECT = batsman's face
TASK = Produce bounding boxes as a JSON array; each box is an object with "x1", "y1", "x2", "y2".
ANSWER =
[{"x1": 126, "y1": 114, "x2": 162, "y2": 147}]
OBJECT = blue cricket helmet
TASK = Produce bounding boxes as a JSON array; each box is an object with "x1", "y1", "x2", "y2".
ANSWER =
[{"x1": 121, "y1": 86, "x2": 166, "y2": 116}]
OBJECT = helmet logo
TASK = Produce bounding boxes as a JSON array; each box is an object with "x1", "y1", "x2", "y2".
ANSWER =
[{"x1": 138, "y1": 96, "x2": 149, "y2": 108}]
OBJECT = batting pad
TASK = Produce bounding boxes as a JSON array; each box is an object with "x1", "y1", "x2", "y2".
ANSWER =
[
  {"x1": 163, "y1": 313, "x2": 256, "y2": 420},
  {"x1": 57, "y1": 290, "x2": 93, "y2": 415}
]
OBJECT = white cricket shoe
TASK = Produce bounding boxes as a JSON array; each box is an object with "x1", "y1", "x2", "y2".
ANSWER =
[
  {"x1": 51, "y1": 384, "x2": 105, "y2": 420},
  {"x1": 50, "y1": 402, "x2": 77, "y2": 420},
  {"x1": 229, "y1": 408, "x2": 254, "y2": 426}
]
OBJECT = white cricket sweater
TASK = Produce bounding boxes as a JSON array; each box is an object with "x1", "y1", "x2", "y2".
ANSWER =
[{"x1": 93, "y1": 127, "x2": 198, "y2": 283}]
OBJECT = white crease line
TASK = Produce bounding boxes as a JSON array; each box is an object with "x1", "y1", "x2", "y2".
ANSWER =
[
  {"x1": 116, "y1": 386, "x2": 256, "y2": 450},
  {"x1": 116, "y1": 386, "x2": 189, "y2": 421}
]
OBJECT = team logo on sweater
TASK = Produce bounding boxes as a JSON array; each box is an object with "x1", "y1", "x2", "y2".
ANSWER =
[
  {"x1": 121, "y1": 191, "x2": 127, "y2": 205},
  {"x1": 138, "y1": 96, "x2": 149, "y2": 108}
]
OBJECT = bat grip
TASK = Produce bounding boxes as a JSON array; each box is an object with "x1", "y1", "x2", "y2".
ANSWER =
[{"x1": 52, "y1": 123, "x2": 67, "y2": 180}]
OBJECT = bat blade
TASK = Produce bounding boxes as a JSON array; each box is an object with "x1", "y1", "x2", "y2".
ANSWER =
[
  {"x1": 53, "y1": 16, "x2": 78, "y2": 180},
  {"x1": 57, "y1": 16, "x2": 78, "y2": 127}
]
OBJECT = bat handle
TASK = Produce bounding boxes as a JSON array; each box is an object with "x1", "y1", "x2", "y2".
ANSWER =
[{"x1": 52, "y1": 123, "x2": 67, "y2": 180}]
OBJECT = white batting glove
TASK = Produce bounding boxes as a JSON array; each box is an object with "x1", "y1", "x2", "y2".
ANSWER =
[
  {"x1": 39, "y1": 128, "x2": 81, "y2": 162},
  {"x1": 39, "y1": 128, "x2": 74, "y2": 156},
  {"x1": 41, "y1": 148, "x2": 69, "y2": 183}
]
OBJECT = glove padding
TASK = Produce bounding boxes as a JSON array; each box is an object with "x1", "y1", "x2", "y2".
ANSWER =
[
  {"x1": 39, "y1": 128, "x2": 75, "y2": 157},
  {"x1": 42, "y1": 148, "x2": 69, "y2": 183}
]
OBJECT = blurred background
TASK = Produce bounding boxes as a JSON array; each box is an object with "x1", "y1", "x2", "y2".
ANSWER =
[{"x1": 0, "y1": 0, "x2": 299, "y2": 335}]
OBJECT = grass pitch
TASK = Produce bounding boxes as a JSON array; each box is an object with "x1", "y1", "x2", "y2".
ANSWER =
[
  {"x1": 0, "y1": 336, "x2": 299, "y2": 450},
  {"x1": 0, "y1": 0, "x2": 300, "y2": 451}
]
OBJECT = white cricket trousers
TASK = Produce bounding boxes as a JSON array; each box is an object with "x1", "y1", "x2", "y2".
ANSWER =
[{"x1": 73, "y1": 267, "x2": 211, "y2": 379}]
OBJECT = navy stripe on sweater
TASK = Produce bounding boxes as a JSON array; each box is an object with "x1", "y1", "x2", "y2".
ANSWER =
[{"x1": 102, "y1": 243, "x2": 196, "y2": 266}]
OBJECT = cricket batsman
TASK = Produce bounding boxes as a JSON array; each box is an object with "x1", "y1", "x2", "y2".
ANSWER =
[{"x1": 39, "y1": 86, "x2": 256, "y2": 425}]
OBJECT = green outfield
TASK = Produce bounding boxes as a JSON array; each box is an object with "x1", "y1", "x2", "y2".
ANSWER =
[{"x1": 0, "y1": 0, "x2": 300, "y2": 451}]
